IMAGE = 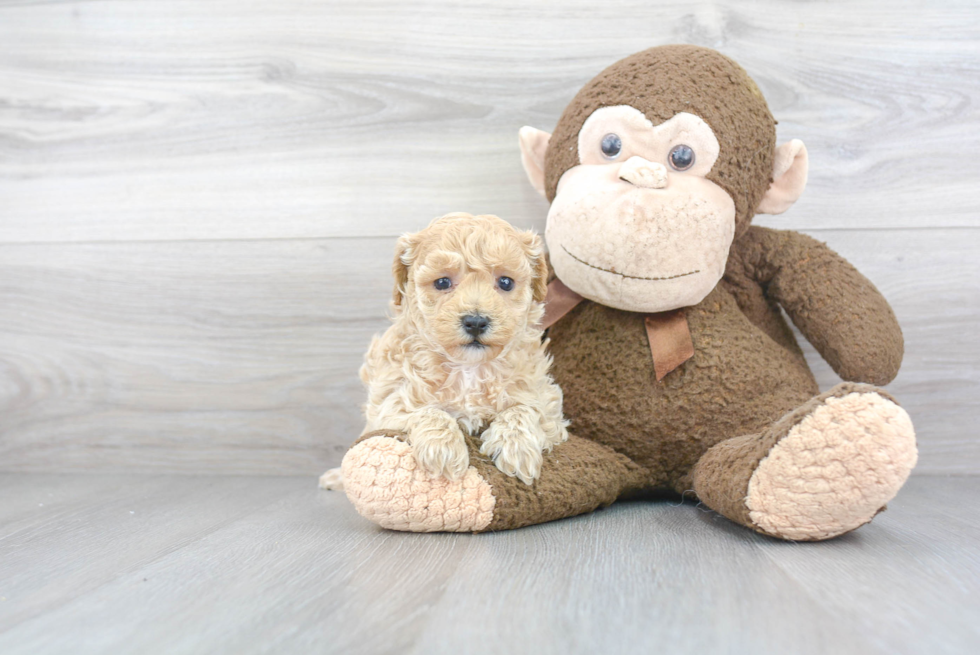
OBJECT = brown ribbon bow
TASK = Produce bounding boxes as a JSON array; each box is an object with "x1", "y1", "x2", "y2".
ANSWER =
[{"x1": 541, "y1": 278, "x2": 694, "y2": 381}]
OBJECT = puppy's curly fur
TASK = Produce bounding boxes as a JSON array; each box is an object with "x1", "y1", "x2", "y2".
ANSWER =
[{"x1": 354, "y1": 213, "x2": 568, "y2": 485}]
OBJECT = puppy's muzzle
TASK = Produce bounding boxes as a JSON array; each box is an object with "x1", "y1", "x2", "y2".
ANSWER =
[{"x1": 461, "y1": 314, "x2": 490, "y2": 337}]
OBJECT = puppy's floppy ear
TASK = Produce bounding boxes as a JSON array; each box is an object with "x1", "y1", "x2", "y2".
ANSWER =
[
  {"x1": 520, "y1": 230, "x2": 549, "y2": 303},
  {"x1": 392, "y1": 231, "x2": 420, "y2": 307}
]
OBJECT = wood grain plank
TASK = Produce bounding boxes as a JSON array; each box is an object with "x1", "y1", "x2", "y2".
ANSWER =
[
  {"x1": 0, "y1": 474, "x2": 300, "y2": 634},
  {"x1": 754, "y1": 476, "x2": 980, "y2": 654},
  {"x1": 0, "y1": 475, "x2": 472, "y2": 654},
  {"x1": 0, "y1": 473, "x2": 149, "y2": 535},
  {"x1": 1, "y1": 475, "x2": 976, "y2": 654},
  {"x1": 0, "y1": 238, "x2": 393, "y2": 475},
  {"x1": 405, "y1": 500, "x2": 881, "y2": 655},
  {"x1": 0, "y1": 0, "x2": 977, "y2": 243},
  {"x1": 0, "y1": 228, "x2": 976, "y2": 474}
]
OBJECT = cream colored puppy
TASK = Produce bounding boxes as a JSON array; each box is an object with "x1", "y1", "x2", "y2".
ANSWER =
[{"x1": 321, "y1": 213, "x2": 568, "y2": 487}]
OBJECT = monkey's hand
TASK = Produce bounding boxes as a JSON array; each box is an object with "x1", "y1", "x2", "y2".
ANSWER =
[
  {"x1": 480, "y1": 406, "x2": 547, "y2": 486},
  {"x1": 406, "y1": 407, "x2": 470, "y2": 481},
  {"x1": 735, "y1": 226, "x2": 903, "y2": 385}
]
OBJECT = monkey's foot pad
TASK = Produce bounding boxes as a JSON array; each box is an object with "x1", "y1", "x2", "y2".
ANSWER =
[
  {"x1": 341, "y1": 436, "x2": 496, "y2": 532},
  {"x1": 747, "y1": 391, "x2": 918, "y2": 541}
]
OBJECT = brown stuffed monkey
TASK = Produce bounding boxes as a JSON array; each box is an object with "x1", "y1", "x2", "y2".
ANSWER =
[{"x1": 341, "y1": 45, "x2": 917, "y2": 540}]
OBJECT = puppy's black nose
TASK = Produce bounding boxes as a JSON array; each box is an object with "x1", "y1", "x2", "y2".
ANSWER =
[{"x1": 461, "y1": 314, "x2": 490, "y2": 336}]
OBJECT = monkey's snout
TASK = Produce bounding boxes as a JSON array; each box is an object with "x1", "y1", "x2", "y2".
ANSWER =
[{"x1": 619, "y1": 156, "x2": 667, "y2": 189}]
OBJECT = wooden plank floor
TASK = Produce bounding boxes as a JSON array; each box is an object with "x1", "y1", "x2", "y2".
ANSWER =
[{"x1": 1, "y1": 474, "x2": 977, "y2": 654}]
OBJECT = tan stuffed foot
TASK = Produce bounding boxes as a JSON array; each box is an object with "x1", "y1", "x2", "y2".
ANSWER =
[
  {"x1": 341, "y1": 435, "x2": 495, "y2": 533},
  {"x1": 341, "y1": 431, "x2": 647, "y2": 533},
  {"x1": 746, "y1": 390, "x2": 917, "y2": 540},
  {"x1": 694, "y1": 383, "x2": 917, "y2": 541}
]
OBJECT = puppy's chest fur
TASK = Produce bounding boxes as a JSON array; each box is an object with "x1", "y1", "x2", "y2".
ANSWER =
[{"x1": 437, "y1": 363, "x2": 506, "y2": 435}]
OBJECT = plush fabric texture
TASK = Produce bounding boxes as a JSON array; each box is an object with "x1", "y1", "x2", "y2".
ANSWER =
[
  {"x1": 341, "y1": 227, "x2": 912, "y2": 538},
  {"x1": 730, "y1": 226, "x2": 904, "y2": 385},
  {"x1": 339, "y1": 45, "x2": 914, "y2": 541},
  {"x1": 469, "y1": 433, "x2": 647, "y2": 531},
  {"x1": 543, "y1": 226, "x2": 905, "y2": 481},
  {"x1": 745, "y1": 389, "x2": 917, "y2": 540},
  {"x1": 342, "y1": 431, "x2": 496, "y2": 532},
  {"x1": 544, "y1": 44, "x2": 775, "y2": 237},
  {"x1": 692, "y1": 383, "x2": 916, "y2": 539},
  {"x1": 342, "y1": 430, "x2": 646, "y2": 533},
  {"x1": 547, "y1": 275, "x2": 819, "y2": 493}
]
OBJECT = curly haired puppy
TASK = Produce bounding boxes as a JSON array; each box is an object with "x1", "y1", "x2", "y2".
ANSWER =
[{"x1": 322, "y1": 213, "x2": 568, "y2": 487}]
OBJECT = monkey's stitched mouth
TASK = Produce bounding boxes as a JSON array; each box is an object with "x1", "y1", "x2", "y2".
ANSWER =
[{"x1": 561, "y1": 245, "x2": 699, "y2": 281}]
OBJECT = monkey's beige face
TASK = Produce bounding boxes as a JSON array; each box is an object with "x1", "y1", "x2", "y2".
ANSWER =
[
  {"x1": 546, "y1": 106, "x2": 736, "y2": 313},
  {"x1": 403, "y1": 219, "x2": 542, "y2": 363}
]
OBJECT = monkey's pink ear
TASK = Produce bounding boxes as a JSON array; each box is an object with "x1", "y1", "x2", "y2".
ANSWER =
[
  {"x1": 756, "y1": 140, "x2": 808, "y2": 215},
  {"x1": 519, "y1": 126, "x2": 551, "y2": 197}
]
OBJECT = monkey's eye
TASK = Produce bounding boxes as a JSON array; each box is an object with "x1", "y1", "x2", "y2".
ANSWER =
[
  {"x1": 433, "y1": 277, "x2": 452, "y2": 291},
  {"x1": 497, "y1": 276, "x2": 515, "y2": 292},
  {"x1": 600, "y1": 133, "x2": 623, "y2": 159},
  {"x1": 668, "y1": 144, "x2": 695, "y2": 171}
]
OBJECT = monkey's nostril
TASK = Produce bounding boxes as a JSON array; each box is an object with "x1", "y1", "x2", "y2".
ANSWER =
[{"x1": 461, "y1": 314, "x2": 490, "y2": 336}]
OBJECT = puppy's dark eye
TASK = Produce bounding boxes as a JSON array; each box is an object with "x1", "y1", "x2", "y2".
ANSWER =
[
  {"x1": 497, "y1": 276, "x2": 515, "y2": 292},
  {"x1": 601, "y1": 133, "x2": 622, "y2": 159},
  {"x1": 433, "y1": 277, "x2": 452, "y2": 291},
  {"x1": 668, "y1": 144, "x2": 695, "y2": 171}
]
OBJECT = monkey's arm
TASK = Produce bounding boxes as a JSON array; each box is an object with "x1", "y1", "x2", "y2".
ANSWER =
[{"x1": 733, "y1": 225, "x2": 903, "y2": 385}]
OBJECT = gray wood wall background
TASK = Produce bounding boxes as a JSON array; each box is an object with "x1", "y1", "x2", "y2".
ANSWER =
[{"x1": 1, "y1": 0, "x2": 977, "y2": 476}]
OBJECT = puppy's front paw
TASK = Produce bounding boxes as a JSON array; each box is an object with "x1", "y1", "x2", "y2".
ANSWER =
[
  {"x1": 412, "y1": 429, "x2": 470, "y2": 481},
  {"x1": 480, "y1": 423, "x2": 543, "y2": 486}
]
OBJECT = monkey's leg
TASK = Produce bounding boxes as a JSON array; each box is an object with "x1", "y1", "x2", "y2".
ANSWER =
[
  {"x1": 341, "y1": 430, "x2": 646, "y2": 533},
  {"x1": 692, "y1": 383, "x2": 917, "y2": 541}
]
